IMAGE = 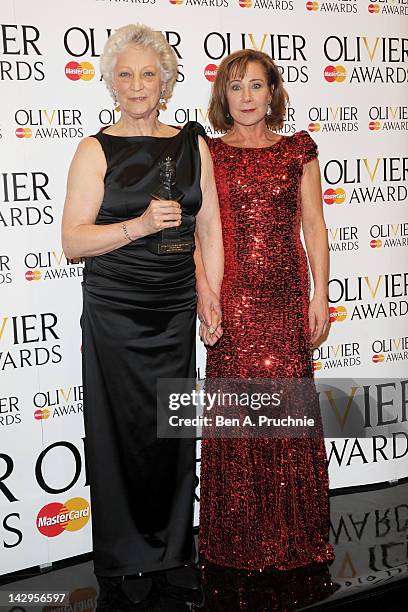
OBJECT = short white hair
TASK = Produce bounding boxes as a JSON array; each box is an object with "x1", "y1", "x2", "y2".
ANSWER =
[{"x1": 100, "y1": 24, "x2": 178, "y2": 101}]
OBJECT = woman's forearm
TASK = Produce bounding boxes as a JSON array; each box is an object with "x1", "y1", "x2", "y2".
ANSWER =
[
  {"x1": 303, "y1": 220, "x2": 329, "y2": 299},
  {"x1": 62, "y1": 217, "x2": 146, "y2": 259},
  {"x1": 196, "y1": 226, "x2": 224, "y2": 297}
]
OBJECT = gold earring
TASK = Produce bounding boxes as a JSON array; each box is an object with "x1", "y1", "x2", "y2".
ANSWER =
[
  {"x1": 112, "y1": 90, "x2": 120, "y2": 113},
  {"x1": 158, "y1": 90, "x2": 167, "y2": 112}
]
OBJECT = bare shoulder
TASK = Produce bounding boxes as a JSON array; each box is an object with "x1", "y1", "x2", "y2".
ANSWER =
[
  {"x1": 71, "y1": 136, "x2": 106, "y2": 170},
  {"x1": 75, "y1": 135, "x2": 104, "y2": 156}
]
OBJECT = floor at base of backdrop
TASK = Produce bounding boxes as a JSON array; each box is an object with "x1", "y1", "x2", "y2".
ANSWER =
[{"x1": 1, "y1": 481, "x2": 407, "y2": 612}]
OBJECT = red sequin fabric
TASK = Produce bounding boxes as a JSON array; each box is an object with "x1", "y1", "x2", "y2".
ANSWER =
[{"x1": 199, "y1": 130, "x2": 334, "y2": 570}]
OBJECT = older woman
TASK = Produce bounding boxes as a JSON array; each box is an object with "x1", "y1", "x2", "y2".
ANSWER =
[
  {"x1": 198, "y1": 50, "x2": 334, "y2": 571},
  {"x1": 62, "y1": 23, "x2": 222, "y2": 608}
]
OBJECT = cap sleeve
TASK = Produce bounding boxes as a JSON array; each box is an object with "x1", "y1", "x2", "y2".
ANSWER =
[
  {"x1": 184, "y1": 120, "x2": 207, "y2": 141},
  {"x1": 299, "y1": 130, "x2": 318, "y2": 165}
]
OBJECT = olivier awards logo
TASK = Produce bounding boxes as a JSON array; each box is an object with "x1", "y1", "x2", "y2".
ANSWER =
[
  {"x1": 313, "y1": 342, "x2": 361, "y2": 371},
  {"x1": 371, "y1": 336, "x2": 408, "y2": 364},
  {"x1": 322, "y1": 156, "x2": 408, "y2": 206},
  {"x1": 329, "y1": 272, "x2": 408, "y2": 321},
  {"x1": 14, "y1": 109, "x2": 83, "y2": 139},
  {"x1": 203, "y1": 32, "x2": 308, "y2": 83},
  {"x1": 369, "y1": 223, "x2": 408, "y2": 249},
  {"x1": 24, "y1": 250, "x2": 84, "y2": 282},
  {"x1": 368, "y1": 106, "x2": 408, "y2": 132},
  {"x1": 323, "y1": 36, "x2": 408, "y2": 84},
  {"x1": 308, "y1": 105, "x2": 359, "y2": 133},
  {"x1": 33, "y1": 385, "x2": 83, "y2": 421},
  {"x1": 368, "y1": 0, "x2": 408, "y2": 15}
]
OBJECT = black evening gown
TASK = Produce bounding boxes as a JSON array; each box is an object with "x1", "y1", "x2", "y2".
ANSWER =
[{"x1": 81, "y1": 121, "x2": 205, "y2": 577}]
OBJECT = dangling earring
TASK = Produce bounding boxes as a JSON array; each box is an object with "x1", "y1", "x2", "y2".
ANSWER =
[
  {"x1": 158, "y1": 90, "x2": 167, "y2": 112},
  {"x1": 112, "y1": 89, "x2": 120, "y2": 113},
  {"x1": 226, "y1": 111, "x2": 232, "y2": 123},
  {"x1": 266, "y1": 103, "x2": 272, "y2": 117}
]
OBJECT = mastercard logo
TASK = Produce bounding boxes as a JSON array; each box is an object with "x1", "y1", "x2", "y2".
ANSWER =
[
  {"x1": 65, "y1": 61, "x2": 95, "y2": 81},
  {"x1": 370, "y1": 238, "x2": 382, "y2": 248},
  {"x1": 15, "y1": 127, "x2": 32, "y2": 138},
  {"x1": 308, "y1": 122, "x2": 320, "y2": 132},
  {"x1": 306, "y1": 1, "x2": 319, "y2": 10},
  {"x1": 25, "y1": 269, "x2": 42, "y2": 281},
  {"x1": 324, "y1": 65, "x2": 347, "y2": 83},
  {"x1": 34, "y1": 409, "x2": 50, "y2": 420},
  {"x1": 239, "y1": 0, "x2": 253, "y2": 6},
  {"x1": 313, "y1": 361, "x2": 323, "y2": 371},
  {"x1": 369, "y1": 121, "x2": 381, "y2": 130},
  {"x1": 169, "y1": 0, "x2": 184, "y2": 3},
  {"x1": 323, "y1": 188, "x2": 346, "y2": 205},
  {"x1": 37, "y1": 497, "x2": 90, "y2": 537},
  {"x1": 372, "y1": 353, "x2": 384, "y2": 363},
  {"x1": 329, "y1": 306, "x2": 347, "y2": 323},
  {"x1": 204, "y1": 64, "x2": 218, "y2": 82},
  {"x1": 368, "y1": 4, "x2": 380, "y2": 13}
]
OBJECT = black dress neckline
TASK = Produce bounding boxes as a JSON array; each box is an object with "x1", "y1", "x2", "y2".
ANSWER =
[{"x1": 99, "y1": 124, "x2": 183, "y2": 140}]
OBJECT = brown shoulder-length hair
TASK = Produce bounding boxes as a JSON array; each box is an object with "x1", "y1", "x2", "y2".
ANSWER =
[{"x1": 208, "y1": 49, "x2": 289, "y2": 132}]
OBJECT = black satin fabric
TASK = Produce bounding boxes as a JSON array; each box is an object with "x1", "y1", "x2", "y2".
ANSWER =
[{"x1": 81, "y1": 121, "x2": 205, "y2": 576}]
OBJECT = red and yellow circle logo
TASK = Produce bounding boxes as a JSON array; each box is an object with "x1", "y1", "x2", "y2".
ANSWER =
[
  {"x1": 25, "y1": 270, "x2": 42, "y2": 281},
  {"x1": 306, "y1": 1, "x2": 319, "y2": 10},
  {"x1": 308, "y1": 122, "x2": 320, "y2": 132},
  {"x1": 313, "y1": 361, "x2": 323, "y2": 371},
  {"x1": 34, "y1": 409, "x2": 50, "y2": 420},
  {"x1": 368, "y1": 4, "x2": 380, "y2": 13},
  {"x1": 323, "y1": 188, "x2": 346, "y2": 205},
  {"x1": 65, "y1": 61, "x2": 95, "y2": 81},
  {"x1": 370, "y1": 239, "x2": 382, "y2": 248},
  {"x1": 329, "y1": 306, "x2": 347, "y2": 323},
  {"x1": 372, "y1": 353, "x2": 384, "y2": 363},
  {"x1": 15, "y1": 127, "x2": 32, "y2": 139},
  {"x1": 169, "y1": 0, "x2": 184, "y2": 4},
  {"x1": 239, "y1": 0, "x2": 253, "y2": 6},
  {"x1": 324, "y1": 65, "x2": 346, "y2": 83},
  {"x1": 369, "y1": 121, "x2": 381, "y2": 131},
  {"x1": 204, "y1": 64, "x2": 218, "y2": 82},
  {"x1": 37, "y1": 498, "x2": 90, "y2": 537}
]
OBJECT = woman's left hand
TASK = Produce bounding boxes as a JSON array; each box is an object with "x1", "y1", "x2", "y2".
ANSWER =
[
  {"x1": 309, "y1": 295, "x2": 330, "y2": 346},
  {"x1": 197, "y1": 286, "x2": 223, "y2": 346}
]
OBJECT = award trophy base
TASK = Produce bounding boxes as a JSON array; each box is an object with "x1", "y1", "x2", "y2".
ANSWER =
[{"x1": 146, "y1": 228, "x2": 194, "y2": 255}]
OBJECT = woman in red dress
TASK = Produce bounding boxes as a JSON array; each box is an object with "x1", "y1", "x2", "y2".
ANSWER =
[{"x1": 197, "y1": 49, "x2": 334, "y2": 571}]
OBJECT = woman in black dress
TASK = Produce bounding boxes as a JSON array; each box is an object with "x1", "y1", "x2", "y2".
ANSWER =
[{"x1": 61, "y1": 23, "x2": 223, "y2": 609}]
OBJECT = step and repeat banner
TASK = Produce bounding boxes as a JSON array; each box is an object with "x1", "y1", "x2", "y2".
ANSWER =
[{"x1": 1, "y1": 0, "x2": 407, "y2": 574}]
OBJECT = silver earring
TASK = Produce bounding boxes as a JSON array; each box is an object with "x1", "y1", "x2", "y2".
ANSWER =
[{"x1": 266, "y1": 104, "x2": 272, "y2": 116}]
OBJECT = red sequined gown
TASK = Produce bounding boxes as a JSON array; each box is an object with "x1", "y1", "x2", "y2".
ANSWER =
[{"x1": 199, "y1": 130, "x2": 334, "y2": 570}]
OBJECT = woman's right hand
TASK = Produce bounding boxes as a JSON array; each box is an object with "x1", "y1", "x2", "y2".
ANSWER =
[{"x1": 138, "y1": 199, "x2": 182, "y2": 237}]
